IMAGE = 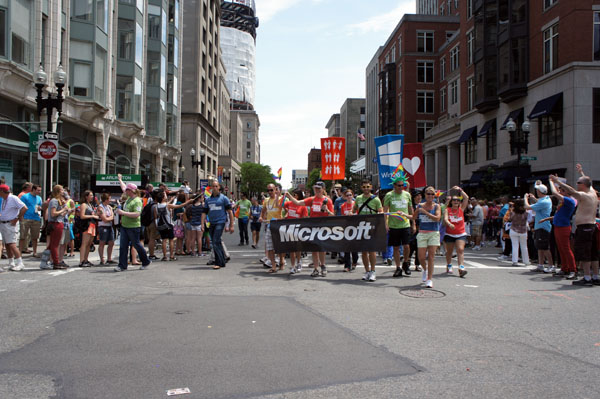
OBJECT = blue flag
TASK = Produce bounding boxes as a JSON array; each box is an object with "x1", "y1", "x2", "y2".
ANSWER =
[{"x1": 374, "y1": 134, "x2": 404, "y2": 190}]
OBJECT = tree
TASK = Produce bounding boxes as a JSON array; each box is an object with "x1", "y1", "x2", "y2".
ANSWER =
[
  {"x1": 306, "y1": 168, "x2": 334, "y2": 193},
  {"x1": 241, "y1": 162, "x2": 275, "y2": 197}
]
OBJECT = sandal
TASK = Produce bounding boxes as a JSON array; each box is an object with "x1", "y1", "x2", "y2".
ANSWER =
[
  {"x1": 267, "y1": 268, "x2": 277, "y2": 273},
  {"x1": 170, "y1": 257, "x2": 177, "y2": 261},
  {"x1": 212, "y1": 265, "x2": 221, "y2": 270},
  {"x1": 161, "y1": 257, "x2": 168, "y2": 261}
]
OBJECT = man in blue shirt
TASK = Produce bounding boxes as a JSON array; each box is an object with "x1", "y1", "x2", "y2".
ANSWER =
[
  {"x1": 201, "y1": 180, "x2": 234, "y2": 270},
  {"x1": 19, "y1": 184, "x2": 42, "y2": 257},
  {"x1": 525, "y1": 181, "x2": 555, "y2": 273}
]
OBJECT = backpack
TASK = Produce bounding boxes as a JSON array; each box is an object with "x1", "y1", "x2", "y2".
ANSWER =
[
  {"x1": 155, "y1": 205, "x2": 173, "y2": 231},
  {"x1": 140, "y1": 202, "x2": 155, "y2": 227}
]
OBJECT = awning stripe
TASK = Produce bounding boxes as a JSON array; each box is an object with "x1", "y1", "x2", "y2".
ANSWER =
[
  {"x1": 528, "y1": 93, "x2": 563, "y2": 119},
  {"x1": 456, "y1": 126, "x2": 477, "y2": 144}
]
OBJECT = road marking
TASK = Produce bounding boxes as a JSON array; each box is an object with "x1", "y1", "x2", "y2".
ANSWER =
[
  {"x1": 47, "y1": 269, "x2": 80, "y2": 277},
  {"x1": 464, "y1": 260, "x2": 490, "y2": 269},
  {"x1": 19, "y1": 279, "x2": 37, "y2": 283}
]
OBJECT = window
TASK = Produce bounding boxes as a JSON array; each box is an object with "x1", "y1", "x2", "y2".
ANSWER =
[
  {"x1": 467, "y1": 77, "x2": 474, "y2": 111},
  {"x1": 161, "y1": 54, "x2": 166, "y2": 90},
  {"x1": 417, "y1": 61, "x2": 434, "y2": 83},
  {"x1": 543, "y1": 24, "x2": 558, "y2": 74},
  {"x1": 134, "y1": 78, "x2": 141, "y2": 123},
  {"x1": 94, "y1": 46, "x2": 106, "y2": 104},
  {"x1": 96, "y1": 0, "x2": 108, "y2": 32},
  {"x1": 118, "y1": 19, "x2": 134, "y2": 60},
  {"x1": 246, "y1": 152, "x2": 251, "y2": 159},
  {"x1": 147, "y1": 51, "x2": 160, "y2": 85},
  {"x1": 450, "y1": 46, "x2": 460, "y2": 71},
  {"x1": 467, "y1": 0, "x2": 473, "y2": 19},
  {"x1": 0, "y1": 9, "x2": 5, "y2": 57},
  {"x1": 440, "y1": 57, "x2": 445, "y2": 81},
  {"x1": 72, "y1": 62, "x2": 91, "y2": 97},
  {"x1": 172, "y1": 75, "x2": 178, "y2": 106},
  {"x1": 440, "y1": 88, "x2": 446, "y2": 112},
  {"x1": 398, "y1": 94, "x2": 402, "y2": 118},
  {"x1": 41, "y1": 17, "x2": 47, "y2": 65},
  {"x1": 116, "y1": 75, "x2": 133, "y2": 121},
  {"x1": 246, "y1": 141, "x2": 251, "y2": 149},
  {"x1": 486, "y1": 122, "x2": 497, "y2": 160},
  {"x1": 247, "y1": 132, "x2": 251, "y2": 139},
  {"x1": 162, "y1": 9, "x2": 168, "y2": 44},
  {"x1": 465, "y1": 135, "x2": 477, "y2": 164},
  {"x1": 135, "y1": 22, "x2": 143, "y2": 67},
  {"x1": 594, "y1": 12, "x2": 600, "y2": 61},
  {"x1": 175, "y1": 0, "x2": 180, "y2": 29},
  {"x1": 72, "y1": 0, "x2": 92, "y2": 21},
  {"x1": 417, "y1": 91, "x2": 434, "y2": 114},
  {"x1": 136, "y1": 0, "x2": 144, "y2": 13},
  {"x1": 11, "y1": 0, "x2": 32, "y2": 67},
  {"x1": 146, "y1": 98, "x2": 160, "y2": 135},
  {"x1": 417, "y1": 122, "x2": 434, "y2": 142},
  {"x1": 440, "y1": 4, "x2": 445, "y2": 16},
  {"x1": 398, "y1": 64, "x2": 402, "y2": 87},
  {"x1": 174, "y1": 37, "x2": 179, "y2": 67},
  {"x1": 391, "y1": 45, "x2": 396, "y2": 63},
  {"x1": 467, "y1": 30, "x2": 474, "y2": 65},
  {"x1": 594, "y1": 88, "x2": 600, "y2": 143},
  {"x1": 539, "y1": 114, "x2": 563, "y2": 149},
  {"x1": 148, "y1": 6, "x2": 161, "y2": 39},
  {"x1": 450, "y1": 80, "x2": 459, "y2": 105},
  {"x1": 544, "y1": 0, "x2": 558, "y2": 11},
  {"x1": 398, "y1": 35, "x2": 402, "y2": 56},
  {"x1": 417, "y1": 31, "x2": 434, "y2": 53}
]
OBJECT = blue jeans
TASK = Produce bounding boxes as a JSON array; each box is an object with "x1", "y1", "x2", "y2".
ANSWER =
[
  {"x1": 209, "y1": 222, "x2": 226, "y2": 267},
  {"x1": 119, "y1": 226, "x2": 150, "y2": 269},
  {"x1": 238, "y1": 218, "x2": 249, "y2": 244}
]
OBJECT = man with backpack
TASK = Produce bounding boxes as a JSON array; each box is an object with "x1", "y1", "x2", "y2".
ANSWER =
[{"x1": 352, "y1": 179, "x2": 383, "y2": 282}]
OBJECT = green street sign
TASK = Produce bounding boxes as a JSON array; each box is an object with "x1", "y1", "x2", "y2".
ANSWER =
[
  {"x1": 29, "y1": 131, "x2": 44, "y2": 152},
  {"x1": 521, "y1": 156, "x2": 537, "y2": 161},
  {"x1": 95, "y1": 174, "x2": 142, "y2": 186}
]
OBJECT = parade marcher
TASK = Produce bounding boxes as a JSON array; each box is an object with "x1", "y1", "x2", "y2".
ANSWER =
[
  {"x1": 414, "y1": 186, "x2": 442, "y2": 288},
  {"x1": 286, "y1": 181, "x2": 334, "y2": 277},
  {"x1": 340, "y1": 188, "x2": 359, "y2": 272},
  {"x1": 408, "y1": 191, "x2": 422, "y2": 271},
  {"x1": 508, "y1": 199, "x2": 530, "y2": 267},
  {"x1": 383, "y1": 172, "x2": 414, "y2": 277},
  {"x1": 235, "y1": 192, "x2": 252, "y2": 246},
  {"x1": 97, "y1": 192, "x2": 116, "y2": 265},
  {"x1": 550, "y1": 172, "x2": 599, "y2": 286},
  {"x1": 260, "y1": 183, "x2": 285, "y2": 273},
  {"x1": 19, "y1": 184, "x2": 42, "y2": 257},
  {"x1": 283, "y1": 189, "x2": 308, "y2": 274},
  {"x1": 443, "y1": 186, "x2": 469, "y2": 277},
  {"x1": 0, "y1": 184, "x2": 27, "y2": 272},
  {"x1": 78, "y1": 190, "x2": 99, "y2": 267},
  {"x1": 352, "y1": 179, "x2": 383, "y2": 282},
  {"x1": 201, "y1": 180, "x2": 234, "y2": 270},
  {"x1": 544, "y1": 178, "x2": 577, "y2": 278},
  {"x1": 525, "y1": 181, "x2": 555, "y2": 273},
  {"x1": 115, "y1": 175, "x2": 151, "y2": 271},
  {"x1": 249, "y1": 197, "x2": 262, "y2": 249}
]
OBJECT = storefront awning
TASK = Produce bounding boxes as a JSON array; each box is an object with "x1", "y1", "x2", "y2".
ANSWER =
[
  {"x1": 500, "y1": 108, "x2": 523, "y2": 130},
  {"x1": 528, "y1": 93, "x2": 563, "y2": 119},
  {"x1": 456, "y1": 126, "x2": 477, "y2": 144},
  {"x1": 477, "y1": 119, "x2": 495, "y2": 137}
]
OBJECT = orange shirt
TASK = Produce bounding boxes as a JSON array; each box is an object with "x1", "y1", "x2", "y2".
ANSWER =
[
  {"x1": 341, "y1": 201, "x2": 354, "y2": 216},
  {"x1": 284, "y1": 202, "x2": 308, "y2": 219},
  {"x1": 303, "y1": 196, "x2": 334, "y2": 217}
]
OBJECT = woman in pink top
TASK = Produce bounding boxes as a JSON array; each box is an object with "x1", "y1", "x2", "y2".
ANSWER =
[{"x1": 443, "y1": 186, "x2": 469, "y2": 278}]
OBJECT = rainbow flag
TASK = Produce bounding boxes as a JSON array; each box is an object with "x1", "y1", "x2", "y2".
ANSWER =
[
  {"x1": 277, "y1": 167, "x2": 282, "y2": 180},
  {"x1": 391, "y1": 163, "x2": 404, "y2": 179},
  {"x1": 204, "y1": 185, "x2": 211, "y2": 197}
]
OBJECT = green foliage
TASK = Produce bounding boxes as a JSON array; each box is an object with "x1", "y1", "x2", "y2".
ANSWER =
[
  {"x1": 240, "y1": 163, "x2": 275, "y2": 196},
  {"x1": 306, "y1": 168, "x2": 332, "y2": 192},
  {"x1": 476, "y1": 166, "x2": 510, "y2": 200}
]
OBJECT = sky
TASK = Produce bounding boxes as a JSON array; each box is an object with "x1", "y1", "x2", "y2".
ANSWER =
[{"x1": 254, "y1": 0, "x2": 416, "y2": 186}]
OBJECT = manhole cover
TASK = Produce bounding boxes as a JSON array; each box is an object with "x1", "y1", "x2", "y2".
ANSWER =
[{"x1": 399, "y1": 288, "x2": 445, "y2": 298}]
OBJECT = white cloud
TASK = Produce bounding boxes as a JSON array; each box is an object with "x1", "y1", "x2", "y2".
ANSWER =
[
  {"x1": 257, "y1": 0, "x2": 327, "y2": 23},
  {"x1": 347, "y1": 1, "x2": 415, "y2": 35}
]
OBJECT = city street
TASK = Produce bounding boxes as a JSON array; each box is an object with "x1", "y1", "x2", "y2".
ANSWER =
[{"x1": 0, "y1": 233, "x2": 599, "y2": 399}]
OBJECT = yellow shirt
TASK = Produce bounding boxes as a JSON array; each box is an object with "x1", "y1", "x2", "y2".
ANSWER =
[{"x1": 263, "y1": 197, "x2": 283, "y2": 221}]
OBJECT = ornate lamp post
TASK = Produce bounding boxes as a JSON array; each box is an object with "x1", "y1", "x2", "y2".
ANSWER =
[
  {"x1": 34, "y1": 63, "x2": 67, "y2": 132},
  {"x1": 189, "y1": 148, "x2": 205, "y2": 192},
  {"x1": 507, "y1": 117, "x2": 531, "y2": 193}
]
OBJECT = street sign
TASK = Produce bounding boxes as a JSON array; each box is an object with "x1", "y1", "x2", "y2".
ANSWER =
[
  {"x1": 37, "y1": 140, "x2": 58, "y2": 160},
  {"x1": 43, "y1": 131, "x2": 59, "y2": 140},
  {"x1": 96, "y1": 174, "x2": 142, "y2": 186},
  {"x1": 521, "y1": 156, "x2": 537, "y2": 161},
  {"x1": 29, "y1": 131, "x2": 44, "y2": 152}
]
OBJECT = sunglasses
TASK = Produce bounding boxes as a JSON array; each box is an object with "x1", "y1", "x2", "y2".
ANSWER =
[
  {"x1": 362, "y1": 185, "x2": 371, "y2": 189},
  {"x1": 452, "y1": 199, "x2": 461, "y2": 202},
  {"x1": 267, "y1": 189, "x2": 274, "y2": 192},
  {"x1": 425, "y1": 193, "x2": 435, "y2": 196},
  {"x1": 394, "y1": 184, "x2": 404, "y2": 187},
  {"x1": 345, "y1": 193, "x2": 353, "y2": 196}
]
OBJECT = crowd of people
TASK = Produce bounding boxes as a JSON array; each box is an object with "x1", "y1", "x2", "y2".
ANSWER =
[{"x1": 0, "y1": 165, "x2": 598, "y2": 288}]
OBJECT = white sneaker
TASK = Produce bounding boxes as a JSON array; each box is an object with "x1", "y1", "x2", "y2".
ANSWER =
[
  {"x1": 289, "y1": 267, "x2": 297, "y2": 274},
  {"x1": 114, "y1": 266, "x2": 124, "y2": 272},
  {"x1": 264, "y1": 259, "x2": 272, "y2": 267},
  {"x1": 369, "y1": 271, "x2": 376, "y2": 281},
  {"x1": 497, "y1": 255, "x2": 509, "y2": 261},
  {"x1": 549, "y1": 266, "x2": 557, "y2": 274},
  {"x1": 511, "y1": 262, "x2": 519, "y2": 266},
  {"x1": 362, "y1": 271, "x2": 371, "y2": 281},
  {"x1": 425, "y1": 279, "x2": 433, "y2": 288},
  {"x1": 422, "y1": 269, "x2": 427, "y2": 282},
  {"x1": 543, "y1": 266, "x2": 551, "y2": 273},
  {"x1": 447, "y1": 265, "x2": 453, "y2": 274},
  {"x1": 260, "y1": 256, "x2": 268, "y2": 264},
  {"x1": 473, "y1": 246, "x2": 481, "y2": 251},
  {"x1": 9, "y1": 264, "x2": 24, "y2": 271},
  {"x1": 534, "y1": 265, "x2": 544, "y2": 272},
  {"x1": 296, "y1": 262, "x2": 302, "y2": 272}
]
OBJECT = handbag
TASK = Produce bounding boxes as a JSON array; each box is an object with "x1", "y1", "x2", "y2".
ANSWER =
[{"x1": 174, "y1": 219, "x2": 185, "y2": 238}]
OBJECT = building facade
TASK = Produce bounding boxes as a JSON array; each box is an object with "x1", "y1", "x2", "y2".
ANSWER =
[
  {"x1": 325, "y1": 113, "x2": 340, "y2": 137},
  {"x1": 365, "y1": 47, "x2": 383, "y2": 185},
  {"x1": 291, "y1": 169, "x2": 307, "y2": 190},
  {"x1": 0, "y1": 0, "x2": 183, "y2": 200},
  {"x1": 339, "y1": 98, "x2": 366, "y2": 164},
  {"x1": 307, "y1": 148, "x2": 321, "y2": 175}
]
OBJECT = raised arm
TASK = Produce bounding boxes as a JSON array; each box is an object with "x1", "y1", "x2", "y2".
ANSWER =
[
  {"x1": 550, "y1": 175, "x2": 581, "y2": 201},
  {"x1": 117, "y1": 173, "x2": 127, "y2": 193},
  {"x1": 548, "y1": 178, "x2": 564, "y2": 202}
]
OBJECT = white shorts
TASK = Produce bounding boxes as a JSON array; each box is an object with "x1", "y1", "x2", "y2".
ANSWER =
[
  {"x1": 0, "y1": 222, "x2": 18, "y2": 244},
  {"x1": 190, "y1": 224, "x2": 202, "y2": 231}
]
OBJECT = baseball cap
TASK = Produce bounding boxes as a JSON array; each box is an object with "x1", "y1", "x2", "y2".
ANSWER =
[
  {"x1": 334, "y1": 183, "x2": 342, "y2": 189},
  {"x1": 534, "y1": 180, "x2": 548, "y2": 194},
  {"x1": 0, "y1": 184, "x2": 10, "y2": 193},
  {"x1": 125, "y1": 183, "x2": 138, "y2": 192},
  {"x1": 313, "y1": 181, "x2": 326, "y2": 189}
]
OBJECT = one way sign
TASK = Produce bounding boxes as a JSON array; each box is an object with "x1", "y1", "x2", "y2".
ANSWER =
[{"x1": 43, "y1": 131, "x2": 59, "y2": 140}]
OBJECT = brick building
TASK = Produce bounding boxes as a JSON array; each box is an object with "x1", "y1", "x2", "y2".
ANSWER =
[{"x1": 307, "y1": 148, "x2": 322, "y2": 176}]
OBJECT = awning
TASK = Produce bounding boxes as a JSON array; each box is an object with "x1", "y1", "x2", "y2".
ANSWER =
[
  {"x1": 500, "y1": 108, "x2": 524, "y2": 130},
  {"x1": 528, "y1": 93, "x2": 563, "y2": 119},
  {"x1": 456, "y1": 126, "x2": 477, "y2": 144},
  {"x1": 461, "y1": 170, "x2": 486, "y2": 188},
  {"x1": 477, "y1": 119, "x2": 496, "y2": 137}
]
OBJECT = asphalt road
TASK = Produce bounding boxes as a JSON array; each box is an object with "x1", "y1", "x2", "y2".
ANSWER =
[{"x1": 0, "y1": 234, "x2": 599, "y2": 399}]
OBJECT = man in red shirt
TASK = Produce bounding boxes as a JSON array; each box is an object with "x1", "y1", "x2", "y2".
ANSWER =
[{"x1": 285, "y1": 181, "x2": 334, "y2": 277}]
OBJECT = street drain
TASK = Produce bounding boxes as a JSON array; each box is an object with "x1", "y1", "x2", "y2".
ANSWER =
[{"x1": 399, "y1": 288, "x2": 445, "y2": 298}]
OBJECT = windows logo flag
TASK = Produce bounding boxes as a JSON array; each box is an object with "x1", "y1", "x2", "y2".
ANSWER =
[{"x1": 374, "y1": 134, "x2": 404, "y2": 189}]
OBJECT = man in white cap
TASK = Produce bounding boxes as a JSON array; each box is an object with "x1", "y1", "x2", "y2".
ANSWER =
[
  {"x1": 524, "y1": 181, "x2": 554, "y2": 273},
  {"x1": 0, "y1": 184, "x2": 28, "y2": 271}
]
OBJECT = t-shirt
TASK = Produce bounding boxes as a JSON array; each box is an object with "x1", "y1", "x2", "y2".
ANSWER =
[
  {"x1": 284, "y1": 202, "x2": 307, "y2": 219},
  {"x1": 531, "y1": 195, "x2": 552, "y2": 232},
  {"x1": 553, "y1": 196, "x2": 576, "y2": 228},
  {"x1": 499, "y1": 204, "x2": 510, "y2": 218},
  {"x1": 250, "y1": 205, "x2": 262, "y2": 222},
  {"x1": 384, "y1": 190, "x2": 412, "y2": 229},
  {"x1": 203, "y1": 194, "x2": 232, "y2": 224},
  {"x1": 354, "y1": 194, "x2": 382, "y2": 215},
  {"x1": 21, "y1": 193, "x2": 42, "y2": 221},
  {"x1": 97, "y1": 203, "x2": 113, "y2": 227},
  {"x1": 262, "y1": 197, "x2": 283, "y2": 221},
  {"x1": 121, "y1": 196, "x2": 143, "y2": 228},
  {"x1": 417, "y1": 203, "x2": 440, "y2": 232},
  {"x1": 236, "y1": 199, "x2": 252, "y2": 219},
  {"x1": 47, "y1": 198, "x2": 65, "y2": 223},
  {"x1": 445, "y1": 207, "x2": 466, "y2": 237},
  {"x1": 341, "y1": 200, "x2": 354, "y2": 216},
  {"x1": 303, "y1": 196, "x2": 334, "y2": 217},
  {"x1": 0, "y1": 194, "x2": 26, "y2": 221},
  {"x1": 471, "y1": 205, "x2": 484, "y2": 226},
  {"x1": 334, "y1": 196, "x2": 346, "y2": 216}
]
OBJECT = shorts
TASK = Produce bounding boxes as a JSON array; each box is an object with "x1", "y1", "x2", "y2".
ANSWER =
[
  {"x1": 534, "y1": 229, "x2": 550, "y2": 251},
  {"x1": 574, "y1": 224, "x2": 599, "y2": 262},
  {"x1": 190, "y1": 224, "x2": 202, "y2": 231},
  {"x1": 265, "y1": 226, "x2": 274, "y2": 251},
  {"x1": 417, "y1": 231, "x2": 440, "y2": 248},
  {"x1": 388, "y1": 227, "x2": 411, "y2": 247},
  {"x1": 0, "y1": 222, "x2": 18, "y2": 244},
  {"x1": 21, "y1": 219, "x2": 41, "y2": 242},
  {"x1": 444, "y1": 235, "x2": 467, "y2": 243},
  {"x1": 60, "y1": 225, "x2": 72, "y2": 245},
  {"x1": 159, "y1": 228, "x2": 175, "y2": 240},
  {"x1": 250, "y1": 222, "x2": 261, "y2": 232},
  {"x1": 185, "y1": 222, "x2": 192, "y2": 230},
  {"x1": 471, "y1": 224, "x2": 483, "y2": 237},
  {"x1": 85, "y1": 223, "x2": 96, "y2": 237},
  {"x1": 98, "y1": 226, "x2": 115, "y2": 243},
  {"x1": 146, "y1": 223, "x2": 161, "y2": 240}
]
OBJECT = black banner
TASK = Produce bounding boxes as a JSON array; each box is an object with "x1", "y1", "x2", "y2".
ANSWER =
[{"x1": 269, "y1": 214, "x2": 387, "y2": 254}]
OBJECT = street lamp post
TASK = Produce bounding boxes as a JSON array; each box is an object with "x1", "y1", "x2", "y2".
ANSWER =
[
  {"x1": 189, "y1": 148, "x2": 205, "y2": 192},
  {"x1": 507, "y1": 117, "x2": 531, "y2": 194},
  {"x1": 34, "y1": 63, "x2": 67, "y2": 132},
  {"x1": 234, "y1": 176, "x2": 241, "y2": 198},
  {"x1": 223, "y1": 170, "x2": 230, "y2": 194}
]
